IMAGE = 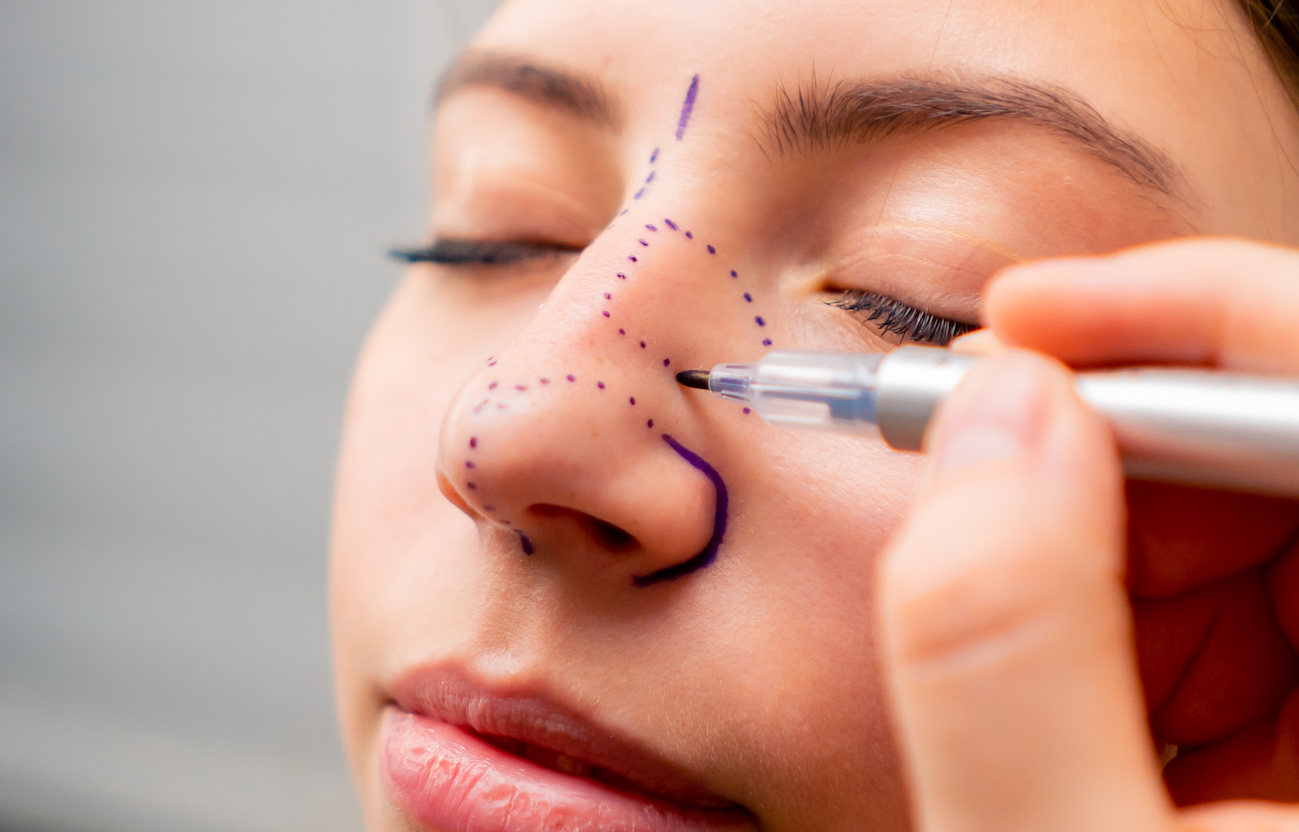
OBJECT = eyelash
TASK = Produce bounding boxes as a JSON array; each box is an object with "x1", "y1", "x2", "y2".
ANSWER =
[
  {"x1": 396, "y1": 240, "x2": 973, "y2": 346},
  {"x1": 827, "y1": 290, "x2": 976, "y2": 346},
  {"x1": 389, "y1": 239, "x2": 581, "y2": 266}
]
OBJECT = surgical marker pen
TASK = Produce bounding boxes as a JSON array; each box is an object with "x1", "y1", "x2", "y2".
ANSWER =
[{"x1": 676, "y1": 347, "x2": 1299, "y2": 498}]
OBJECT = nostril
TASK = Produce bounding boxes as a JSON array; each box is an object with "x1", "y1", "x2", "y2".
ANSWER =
[
  {"x1": 588, "y1": 518, "x2": 633, "y2": 550},
  {"x1": 530, "y1": 504, "x2": 638, "y2": 553}
]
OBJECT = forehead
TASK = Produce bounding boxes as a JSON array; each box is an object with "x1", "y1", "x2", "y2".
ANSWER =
[
  {"x1": 473, "y1": 0, "x2": 1211, "y2": 110},
  {"x1": 461, "y1": 0, "x2": 1299, "y2": 240}
]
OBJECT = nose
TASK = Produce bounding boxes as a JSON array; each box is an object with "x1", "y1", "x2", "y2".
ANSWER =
[{"x1": 437, "y1": 217, "x2": 744, "y2": 587}]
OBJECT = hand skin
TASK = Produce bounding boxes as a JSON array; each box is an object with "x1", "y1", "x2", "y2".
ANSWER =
[{"x1": 879, "y1": 237, "x2": 1299, "y2": 831}]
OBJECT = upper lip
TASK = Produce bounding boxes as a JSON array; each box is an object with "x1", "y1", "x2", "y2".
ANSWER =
[{"x1": 387, "y1": 664, "x2": 744, "y2": 810}]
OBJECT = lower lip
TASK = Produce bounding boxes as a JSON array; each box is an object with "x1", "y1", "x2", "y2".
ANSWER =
[{"x1": 381, "y1": 708, "x2": 750, "y2": 832}]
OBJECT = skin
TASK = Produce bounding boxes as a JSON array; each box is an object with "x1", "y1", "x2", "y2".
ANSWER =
[{"x1": 330, "y1": 0, "x2": 1299, "y2": 828}]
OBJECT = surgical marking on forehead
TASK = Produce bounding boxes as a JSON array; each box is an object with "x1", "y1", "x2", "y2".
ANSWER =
[{"x1": 675, "y1": 74, "x2": 701, "y2": 141}]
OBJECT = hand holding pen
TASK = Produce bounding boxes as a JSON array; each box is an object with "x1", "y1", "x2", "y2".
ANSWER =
[{"x1": 877, "y1": 239, "x2": 1299, "y2": 831}]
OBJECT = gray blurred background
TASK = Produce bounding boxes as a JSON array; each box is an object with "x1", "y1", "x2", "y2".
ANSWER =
[{"x1": 0, "y1": 1, "x2": 497, "y2": 829}]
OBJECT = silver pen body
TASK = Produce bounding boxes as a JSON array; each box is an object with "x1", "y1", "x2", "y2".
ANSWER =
[{"x1": 707, "y1": 346, "x2": 1299, "y2": 498}]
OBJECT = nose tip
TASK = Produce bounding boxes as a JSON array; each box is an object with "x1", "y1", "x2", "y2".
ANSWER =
[{"x1": 437, "y1": 358, "x2": 729, "y2": 585}]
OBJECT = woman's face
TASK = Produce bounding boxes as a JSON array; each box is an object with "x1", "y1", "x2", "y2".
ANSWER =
[{"x1": 331, "y1": 0, "x2": 1299, "y2": 829}]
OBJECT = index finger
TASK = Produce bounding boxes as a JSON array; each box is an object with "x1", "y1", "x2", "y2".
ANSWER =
[{"x1": 985, "y1": 237, "x2": 1299, "y2": 375}]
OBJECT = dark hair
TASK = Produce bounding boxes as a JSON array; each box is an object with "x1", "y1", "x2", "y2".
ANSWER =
[{"x1": 1237, "y1": 0, "x2": 1299, "y2": 106}]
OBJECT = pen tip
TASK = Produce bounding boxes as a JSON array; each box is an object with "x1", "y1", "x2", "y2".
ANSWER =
[{"x1": 676, "y1": 369, "x2": 710, "y2": 390}]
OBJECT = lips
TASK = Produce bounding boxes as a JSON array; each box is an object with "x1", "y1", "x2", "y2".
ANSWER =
[{"x1": 381, "y1": 667, "x2": 756, "y2": 832}]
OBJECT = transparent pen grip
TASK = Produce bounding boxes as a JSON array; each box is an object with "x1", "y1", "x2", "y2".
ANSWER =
[{"x1": 748, "y1": 350, "x2": 887, "y2": 434}]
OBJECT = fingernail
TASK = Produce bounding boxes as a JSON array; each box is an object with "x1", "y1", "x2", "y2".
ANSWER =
[
  {"x1": 934, "y1": 355, "x2": 1051, "y2": 475},
  {"x1": 947, "y1": 328, "x2": 1005, "y2": 356}
]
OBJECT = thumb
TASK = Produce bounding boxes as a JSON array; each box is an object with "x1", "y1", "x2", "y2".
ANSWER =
[{"x1": 879, "y1": 351, "x2": 1171, "y2": 832}]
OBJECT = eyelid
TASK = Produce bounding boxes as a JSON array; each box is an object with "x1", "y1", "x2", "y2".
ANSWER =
[
  {"x1": 827, "y1": 289, "x2": 976, "y2": 346},
  {"x1": 389, "y1": 238, "x2": 582, "y2": 266}
]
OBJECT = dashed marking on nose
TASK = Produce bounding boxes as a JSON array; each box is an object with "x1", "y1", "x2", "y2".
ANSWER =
[
  {"x1": 467, "y1": 482, "x2": 477, "y2": 489},
  {"x1": 465, "y1": 461, "x2": 475, "y2": 469},
  {"x1": 744, "y1": 293, "x2": 752, "y2": 302},
  {"x1": 628, "y1": 255, "x2": 638, "y2": 262},
  {"x1": 707, "y1": 245, "x2": 716, "y2": 254},
  {"x1": 618, "y1": 328, "x2": 626, "y2": 335},
  {"x1": 645, "y1": 224, "x2": 657, "y2": 232},
  {"x1": 647, "y1": 419, "x2": 654, "y2": 428},
  {"x1": 616, "y1": 272, "x2": 627, "y2": 280},
  {"x1": 469, "y1": 437, "x2": 477, "y2": 449},
  {"x1": 604, "y1": 292, "x2": 612, "y2": 299},
  {"x1": 663, "y1": 359, "x2": 671, "y2": 367},
  {"x1": 664, "y1": 218, "x2": 677, "y2": 230},
  {"x1": 567, "y1": 374, "x2": 576, "y2": 382},
  {"x1": 685, "y1": 231, "x2": 693, "y2": 239},
  {"x1": 640, "y1": 341, "x2": 646, "y2": 348},
  {"x1": 488, "y1": 381, "x2": 498, "y2": 390},
  {"x1": 598, "y1": 381, "x2": 606, "y2": 389},
  {"x1": 633, "y1": 188, "x2": 645, "y2": 199},
  {"x1": 755, "y1": 316, "x2": 766, "y2": 326},
  {"x1": 763, "y1": 338, "x2": 773, "y2": 346},
  {"x1": 473, "y1": 400, "x2": 488, "y2": 413},
  {"x1": 629, "y1": 397, "x2": 636, "y2": 405},
  {"x1": 650, "y1": 147, "x2": 659, "y2": 164},
  {"x1": 743, "y1": 408, "x2": 751, "y2": 414},
  {"x1": 603, "y1": 311, "x2": 611, "y2": 317},
  {"x1": 540, "y1": 377, "x2": 550, "y2": 384},
  {"x1": 515, "y1": 384, "x2": 527, "y2": 391}
]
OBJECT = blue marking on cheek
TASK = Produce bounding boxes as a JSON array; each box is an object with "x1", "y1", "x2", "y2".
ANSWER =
[{"x1": 633, "y1": 434, "x2": 728, "y2": 586}]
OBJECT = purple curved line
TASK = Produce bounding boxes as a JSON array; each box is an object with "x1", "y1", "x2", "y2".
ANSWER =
[{"x1": 633, "y1": 434, "x2": 728, "y2": 587}]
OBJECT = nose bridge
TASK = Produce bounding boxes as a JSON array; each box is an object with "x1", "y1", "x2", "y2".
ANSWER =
[{"x1": 437, "y1": 200, "x2": 755, "y2": 582}]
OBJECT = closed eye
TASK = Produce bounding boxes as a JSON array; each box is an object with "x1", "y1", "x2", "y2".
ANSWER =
[
  {"x1": 828, "y1": 289, "x2": 976, "y2": 346},
  {"x1": 389, "y1": 238, "x2": 583, "y2": 266}
]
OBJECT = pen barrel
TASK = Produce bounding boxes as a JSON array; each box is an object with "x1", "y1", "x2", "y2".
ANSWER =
[
  {"x1": 875, "y1": 346, "x2": 1299, "y2": 497},
  {"x1": 1077, "y1": 369, "x2": 1299, "y2": 496},
  {"x1": 875, "y1": 347, "x2": 980, "y2": 450}
]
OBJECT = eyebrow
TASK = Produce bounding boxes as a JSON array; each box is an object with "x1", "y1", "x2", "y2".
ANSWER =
[
  {"x1": 436, "y1": 52, "x2": 620, "y2": 129},
  {"x1": 761, "y1": 76, "x2": 1180, "y2": 196}
]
